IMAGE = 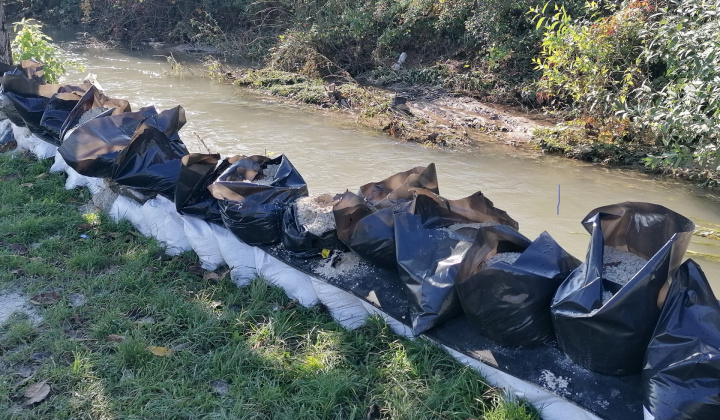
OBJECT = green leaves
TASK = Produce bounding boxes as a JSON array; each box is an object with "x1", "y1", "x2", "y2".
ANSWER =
[{"x1": 11, "y1": 18, "x2": 83, "y2": 83}]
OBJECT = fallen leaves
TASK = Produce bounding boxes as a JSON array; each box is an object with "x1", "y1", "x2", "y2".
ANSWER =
[
  {"x1": 147, "y1": 346, "x2": 174, "y2": 357},
  {"x1": 29, "y1": 292, "x2": 61, "y2": 306},
  {"x1": 107, "y1": 334, "x2": 127, "y2": 343},
  {"x1": 23, "y1": 380, "x2": 50, "y2": 405},
  {"x1": 209, "y1": 379, "x2": 230, "y2": 396}
]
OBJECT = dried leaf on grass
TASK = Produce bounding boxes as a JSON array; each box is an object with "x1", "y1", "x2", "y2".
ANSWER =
[
  {"x1": 23, "y1": 380, "x2": 50, "y2": 405},
  {"x1": 147, "y1": 346, "x2": 174, "y2": 357},
  {"x1": 30, "y1": 292, "x2": 61, "y2": 306},
  {"x1": 19, "y1": 183, "x2": 34, "y2": 188},
  {"x1": 107, "y1": 334, "x2": 126, "y2": 342}
]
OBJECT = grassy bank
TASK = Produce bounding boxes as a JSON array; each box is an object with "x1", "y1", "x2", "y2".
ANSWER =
[{"x1": 0, "y1": 151, "x2": 538, "y2": 419}]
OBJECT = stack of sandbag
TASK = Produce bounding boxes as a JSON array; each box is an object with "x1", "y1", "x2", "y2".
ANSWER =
[
  {"x1": 209, "y1": 154, "x2": 309, "y2": 245},
  {"x1": 551, "y1": 202, "x2": 694, "y2": 375},
  {"x1": 454, "y1": 225, "x2": 581, "y2": 346},
  {"x1": 642, "y1": 259, "x2": 720, "y2": 420}
]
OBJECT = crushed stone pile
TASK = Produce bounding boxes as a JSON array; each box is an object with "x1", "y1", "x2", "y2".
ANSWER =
[
  {"x1": 603, "y1": 246, "x2": 648, "y2": 286},
  {"x1": 313, "y1": 251, "x2": 367, "y2": 279},
  {"x1": 296, "y1": 193, "x2": 336, "y2": 236}
]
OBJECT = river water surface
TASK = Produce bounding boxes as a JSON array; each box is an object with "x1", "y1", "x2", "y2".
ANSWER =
[{"x1": 57, "y1": 40, "x2": 720, "y2": 292}]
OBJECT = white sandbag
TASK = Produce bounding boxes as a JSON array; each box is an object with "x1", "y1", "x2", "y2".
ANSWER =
[
  {"x1": 361, "y1": 300, "x2": 415, "y2": 339},
  {"x1": 183, "y1": 217, "x2": 226, "y2": 271},
  {"x1": 109, "y1": 195, "x2": 152, "y2": 236},
  {"x1": 49, "y1": 149, "x2": 69, "y2": 173},
  {"x1": 309, "y1": 277, "x2": 368, "y2": 329},
  {"x1": 12, "y1": 124, "x2": 57, "y2": 159},
  {"x1": 440, "y1": 345, "x2": 601, "y2": 420},
  {"x1": 211, "y1": 223, "x2": 256, "y2": 286},
  {"x1": 139, "y1": 196, "x2": 192, "y2": 256},
  {"x1": 64, "y1": 165, "x2": 106, "y2": 194},
  {"x1": 254, "y1": 249, "x2": 319, "y2": 308}
]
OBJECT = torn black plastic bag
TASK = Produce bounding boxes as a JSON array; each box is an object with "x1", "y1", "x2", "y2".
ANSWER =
[
  {"x1": 359, "y1": 164, "x2": 439, "y2": 207},
  {"x1": 281, "y1": 200, "x2": 346, "y2": 258},
  {"x1": 642, "y1": 259, "x2": 720, "y2": 420},
  {"x1": 334, "y1": 184, "x2": 518, "y2": 270},
  {"x1": 174, "y1": 153, "x2": 235, "y2": 225},
  {"x1": 551, "y1": 202, "x2": 695, "y2": 375},
  {"x1": 644, "y1": 259, "x2": 720, "y2": 418},
  {"x1": 395, "y1": 212, "x2": 480, "y2": 335},
  {"x1": 38, "y1": 91, "x2": 86, "y2": 143},
  {"x1": 210, "y1": 155, "x2": 309, "y2": 245},
  {"x1": 60, "y1": 85, "x2": 131, "y2": 140},
  {"x1": 111, "y1": 108, "x2": 190, "y2": 200},
  {"x1": 454, "y1": 225, "x2": 580, "y2": 347},
  {"x1": 58, "y1": 107, "x2": 158, "y2": 178}
]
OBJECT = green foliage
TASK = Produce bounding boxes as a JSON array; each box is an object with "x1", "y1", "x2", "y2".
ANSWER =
[
  {"x1": 11, "y1": 18, "x2": 81, "y2": 83},
  {"x1": 532, "y1": 0, "x2": 720, "y2": 170}
]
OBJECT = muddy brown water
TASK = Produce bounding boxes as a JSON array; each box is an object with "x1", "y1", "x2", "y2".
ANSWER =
[{"x1": 57, "y1": 41, "x2": 720, "y2": 293}]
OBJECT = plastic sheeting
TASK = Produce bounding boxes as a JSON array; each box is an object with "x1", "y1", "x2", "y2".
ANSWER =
[
  {"x1": 552, "y1": 202, "x2": 694, "y2": 375},
  {"x1": 455, "y1": 226, "x2": 581, "y2": 347},
  {"x1": 642, "y1": 259, "x2": 720, "y2": 420},
  {"x1": 281, "y1": 200, "x2": 345, "y2": 258},
  {"x1": 60, "y1": 85, "x2": 131, "y2": 139},
  {"x1": 210, "y1": 154, "x2": 309, "y2": 245}
]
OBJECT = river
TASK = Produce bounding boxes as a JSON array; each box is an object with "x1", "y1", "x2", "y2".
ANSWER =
[{"x1": 56, "y1": 38, "x2": 720, "y2": 292}]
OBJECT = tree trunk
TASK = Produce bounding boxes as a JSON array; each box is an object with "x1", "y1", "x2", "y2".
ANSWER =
[{"x1": 0, "y1": 3, "x2": 12, "y2": 64}]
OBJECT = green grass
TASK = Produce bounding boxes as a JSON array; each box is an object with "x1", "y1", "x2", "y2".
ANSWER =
[{"x1": 0, "y1": 151, "x2": 539, "y2": 420}]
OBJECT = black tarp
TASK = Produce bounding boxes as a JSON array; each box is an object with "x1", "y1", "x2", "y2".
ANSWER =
[
  {"x1": 210, "y1": 154, "x2": 309, "y2": 245},
  {"x1": 551, "y1": 202, "x2": 695, "y2": 375},
  {"x1": 394, "y1": 212, "x2": 478, "y2": 335},
  {"x1": 110, "y1": 106, "x2": 189, "y2": 200},
  {"x1": 38, "y1": 91, "x2": 86, "y2": 143},
  {"x1": 454, "y1": 225, "x2": 581, "y2": 347},
  {"x1": 642, "y1": 259, "x2": 720, "y2": 420},
  {"x1": 174, "y1": 153, "x2": 237, "y2": 225}
]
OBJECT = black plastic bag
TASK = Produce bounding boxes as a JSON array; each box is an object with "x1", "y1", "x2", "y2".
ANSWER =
[
  {"x1": 38, "y1": 91, "x2": 86, "y2": 143},
  {"x1": 210, "y1": 154, "x2": 309, "y2": 245},
  {"x1": 174, "y1": 153, "x2": 235, "y2": 225},
  {"x1": 58, "y1": 106, "x2": 159, "y2": 178},
  {"x1": 642, "y1": 259, "x2": 720, "y2": 420},
  {"x1": 395, "y1": 212, "x2": 480, "y2": 335},
  {"x1": 454, "y1": 225, "x2": 581, "y2": 347},
  {"x1": 111, "y1": 106, "x2": 190, "y2": 200},
  {"x1": 552, "y1": 202, "x2": 694, "y2": 375},
  {"x1": 60, "y1": 85, "x2": 131, "y2": 140},
  {"x1": 281, "y1": 195, "x2": 346, "y2": 258},
  {"x1": 334, "y1": 171, "x2": 518, "y2": 270}
]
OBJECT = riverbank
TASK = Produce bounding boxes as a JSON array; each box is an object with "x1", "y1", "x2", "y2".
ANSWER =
[
  {"x1": 0, "y1": 151, "x2": 537, "y2": 419},
  {"x1": 188, "y1": 56, "x2": 720, "y2": 190}
]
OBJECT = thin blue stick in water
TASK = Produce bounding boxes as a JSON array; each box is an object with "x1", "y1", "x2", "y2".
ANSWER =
[{"x1": 557, "y1": 184, "x2": 560, "y2": 215}]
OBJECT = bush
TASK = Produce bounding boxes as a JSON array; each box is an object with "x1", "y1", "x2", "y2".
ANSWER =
[{"x1": 11, "y1": 18, "x2": 81, "y2": 83}]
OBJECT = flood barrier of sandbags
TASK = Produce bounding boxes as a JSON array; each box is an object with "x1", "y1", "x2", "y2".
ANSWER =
[{"x1": 2, "y1": 60, "x2": 719, "y2": 420}]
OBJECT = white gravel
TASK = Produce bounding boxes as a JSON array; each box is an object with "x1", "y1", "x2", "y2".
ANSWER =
[
  {"x1": 313, "y1": 251, "x2": 367, "y2": 279},
  {"x1": 78, "y1": 107, "x2": 110, "y2": 125},
  {"x1": 540, "y1": 369, "x2": 570, "y2": 395},
  {"x1": 439, "y1": 221, "x2": 499, "y2": 232},
  {"x1": 482, "y1": 251, "x2": 522, "y2": 268},
  {"x1": 253, "y1": 163, "x2": 280, "y2": 185},
  {"x1": 296, "y1": 193, "x2": 336, "y2": 236},
  {"x1": 602, "y1": 246, "x2": 647, "y2": 286}
]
